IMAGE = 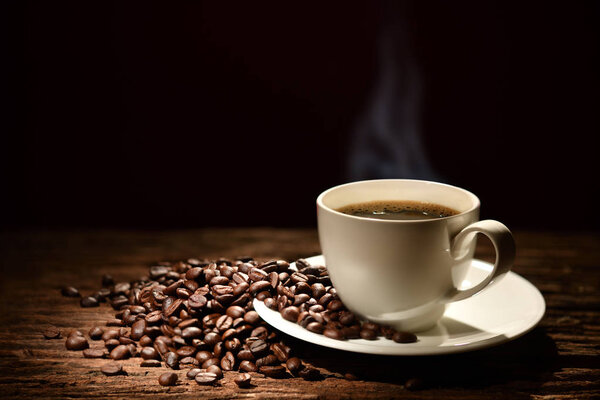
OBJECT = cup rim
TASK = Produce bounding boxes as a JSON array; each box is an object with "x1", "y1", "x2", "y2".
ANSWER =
[{"x1": 316, "y1": 179, "x2": 481, "y2": 223}]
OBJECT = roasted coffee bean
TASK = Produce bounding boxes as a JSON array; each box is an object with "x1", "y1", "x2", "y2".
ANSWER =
[
  {"x1": 271, "y1": 343, "x2": 290, "y2": 362},
  {"x1": 250, "y1": 326, "x2": 268, "y2": 340},
  {"x1": 317, "y1": 293, "x2": 333, "y2": 307},
  {"x1": 43, "y1": 326, "x2": 61, "y2": 339},
  {"x1": 101, "y1": 274, "x2": 114, "y2": 287},
  {"x1": 105, "y1": 318, "x2": 122, "y2": 327},
  {"x1": 392, "y1": 331, "x2": 418, "y2": 343},
  {"x1": 109, "y1": 344, "x2": 131, "y2": 360},
  {"x1": 140, "y1": 359, "x2": 161, "y2": 367},
  {"x1": 195, "y1": 372, "x2": 218, "y2": 385},
  {"x1": 176, "y1": 346, "x2": 196, "y2": 358},
  {"x1": 216, "y1": 315, "x2": 233, "y2": 331},
  {"x1": 255, "y1": 291, "x2": 271, "y2": 301},
  {"x1": 224, "y1": 337, "x2": 242, "y2": 352},
  {"x1": 164, "y1": 298, "x2": 183, "y2": 317},
  {"x1": 111, "y1": 295, "x2": 129, "y2": 310},
  {"x1": 206, "y1": 364, "x2": 223, "y2": 379},
  {"x1": 201, "y1": 358, "x2": 220, "y2": 369},
  {"x1": 195, "y1": 350, "x2": 212, "y2": 364},
  {"x1": 61, "y1": 286, "x2": 80, "y2": 297},
  {"x1": 186, "y1": 368, "x2": 202, "y2": 380},
  {"x1": 179, "y1": 356, "x2": 198, "y2": 366},
  {"x1": 299, "y1": 367, "x2": 322, "y2": 381},
  {"x1": 145, "y1": 310, "x2": 163, "y2": 324},
  {"x1": 234, "y1": 373, "x2": 252, "y2": 388},
  {"x1": 308, "y1": 304, "x2": 325, "y2": 313},
  {"x1": 101, "y1": 329, "x2": 119, "y2": 341},
  {"x1": 113, "y1": 282, "x2": 131, "y2": 295},
  {"x1": 94, "y1": 288, "x2": 111, "y2": 302},
  {"x1": 341, "y1": 325, "x2": 361, "y2": 339},
  {"x1": 237, "y1": 349, "x2": 255, "y2": 361},
  {"x1": 65, "y1": 335, "x2": 88, "y2": 350},
  {"x1": 140, "y1": 346, "x2": 159, "y2": 360},
  {"x1": 87, "y1": 326, "x2": 103, "y2": 340},
  {"x1": 323, "y1": 328, "x2": 345, "y2": 340},
  {"x1": 255, "y1": 354, "x2": 278, "y2": 368},
  {"x1": 239, "y1": 360, "x2": 257, "y2": 372},
  {"x1": 203, "y1": 332, "x2": 222, "y2": 346},
  {"x1": 264, "y1": 297, "x2": 277, "y2": 310},
  {"x1": 165, "y1": 351, "x2": 179, "y2": 369},
  {"x1": 139, "y1": 335, "x2": 153, "y2": 347},
  {"x1": 181, "y1": 326, "x2": 202, "y2": 339},
  {"x1": 220, "y1": 351, "x2": 235, "y2": 371},
  {"x1": 83, "y1": 348, "x2": 106, "y2": 358},
  {"x1": 286, "y1": 357, "x2": 303, "y2": 375},
  {"x1": 118, "y1": 336, "x2": 135, "y2": 345},
  {"x1": 338, "y1": 311, "x2": 356, "y2": 326},
  {"x1": 326, "y1": 299, "x2": 343, "y2": 312},
  {"x1": 249, "y1": 339, "x2": 268, "y2": 356},
  {"x1": 158, "y1": 372, "x2": 178, "y2": 386},
  {"x1": 100, "y1": 363, "x2": 123, "y2": 376},
  {"x1": 130, "y1": 319, "x2": 146, "y2": 340},
  {"x1": 225, "y1": 305, "x2": 245, "y2": 319},
  {"x1": 268, "y1": 272, "x2": 279, "y2": 289},
  {"x1": 359, "y1": 328, "x2": 378, "y2": 340},
  {"x1": 104, "y1": 338, "x2": 120, "y2": 350},
  {"x1": 306, "y1": 322, "x2": 325, "y2": 334},
  {"x1": 293, "y1": 294, "x2": 310, "y2": 306},
  {"x1": 233, "y1": 282, "x2": 250, "y2": 296},
  {"x1": 281, "y1": 306, "x2": 300, "y2": 322},
  {"x1": 150, "y1": 265, "x2": 169, "y2": 279},
  {"x1": 209, "y1": 276, "x2": 230, "y2": 286},
  {"x1": 80, "y1": 296, "x2": 99, "y2": 308},
  {"x1": 259, "y1": 365, "x2": 287, "y2": 378},
  {"x1": 249, "y1": 281, "x2": 271, "y2": 295},
  {"x1": 362, "y1": 322, "x2": 380, "y2": 333}
]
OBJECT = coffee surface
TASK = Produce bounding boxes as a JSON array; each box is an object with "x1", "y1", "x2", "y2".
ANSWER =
[{"x1": 336, "y1": 200, "x2": 459, "y2": 220}]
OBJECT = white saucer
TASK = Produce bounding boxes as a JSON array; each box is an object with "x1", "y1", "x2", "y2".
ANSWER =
[{"x1": 253, "y1": 255, "x2": 545, "y2": 356}]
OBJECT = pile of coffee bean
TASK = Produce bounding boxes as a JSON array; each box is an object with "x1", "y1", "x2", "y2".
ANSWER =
[
  {"x1": 58, "y1": 256, "x2": 416, "y2": 388},
  {"x1": 259, "y1": 258, "x2": 417, "y2": 343}
]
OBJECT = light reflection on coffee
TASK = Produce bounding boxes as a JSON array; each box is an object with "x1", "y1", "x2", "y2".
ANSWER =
[{"x1": 336, "y1": 200, "x2": 459, "y2": 220}]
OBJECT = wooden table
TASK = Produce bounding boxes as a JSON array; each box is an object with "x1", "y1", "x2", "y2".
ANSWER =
[{"x1": 0, "y1": 229, "x2": 598, "y2": 399}]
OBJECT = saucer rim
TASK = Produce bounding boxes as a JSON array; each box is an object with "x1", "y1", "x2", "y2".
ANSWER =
[{"x1": 252, "y1": 255, "x2": 546, "y2": 356}]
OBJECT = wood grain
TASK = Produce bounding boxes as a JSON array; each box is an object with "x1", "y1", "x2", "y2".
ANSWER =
[{"x1": 0, "y1": 229, "x2": 599, "y2": 399}]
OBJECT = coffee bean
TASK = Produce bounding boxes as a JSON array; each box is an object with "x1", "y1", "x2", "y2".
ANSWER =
[
  {"x1": 255, "y1": 354, "x2": 278, "y2": 368},
  {"x1": 61, "y1": 286, "x2": 80, "y2": 297},
  {"x1": 88, "y1": 326, "x2": 103, "y2": 340},
  {"x1": 362, "y1": 322, "x2": 380, "y2": 333},
  {"x1": 359, "y1": 328, "x2": 378, "y2": 340},
  {"x1": 43, "y1": 326, "x2": 61, "y2": 339},
  {"x1": 306, "y1": 322, "x2": 325, "y2": 334},
  {"x1": 271, "y1": 343, "x2": 290, "y2": 362},
  {"x1": 234, "y1": 373, "x2": 252, "y2": 388},
  {"x1": 204, "y1": 332, "x2": 222, "y2": 346},
  {"x1": 201, "y1": 358, "x2": 220, "y2": 369},
  {"x1": 180, "y1": 356, "x2": 198, "y2": 366},
  {"x1": 186, "y1": 368, "x2": 202, "y2": 380},
  {"x1": 150, "y1": 265, "x2": 169, "y2": 279},
  {"x1": 181, "y1": 326, "x2": 202, "y2": 339},
  {"x1": 293, "y1": 294, "x2": 311, "y2": 306},
  {"x1": 299, "y1": 367, "x2": 322, "y2": 381},
  {"x1": 158, "y1": 372, "x2": 178, "y2": 386},
  {"x1": 239, "y1": 360, "x2": 257, "y2": 372},
  {"x1": 286, "y1": 357, "x2": 303, "y2": 375},
  {"x1": 80, "y1": 296, "x2": 99, "y2": 308},
  {"x1": 100, "y1": 363, "x2": 123, "y2": 376},
  {"x1": 323, "y1": 328, "x2": 345, "y2": 340},
  {"x1": 220, "y1": 351, "x2": 235, "y2": 371},
  {"x1": 101, "y1": 274, "x2": 114, "y2": 287},
  {"x1": 140, "y1": 346, "x2": 159, "y2": 360},
  {"x1": 195, "y1": 372, "x2": 218, "y2": 385},
  {"x1": 82, "y1": 348, "x2": 106, "y2": 358},
  {"x1": 65, "y1": 335, "x2": 88, "y2": 350},
  {"x1": 392, "y1": 331, "x2": 418, "y2": 343},
  {"x1": 237, "y1": 349, "x2": 255, "y2": 361},
  {"x1": 249, "y1": 281, "x2": 271, "y2": 295},
  {"x1": 113, "y1": 282, "x2": 131, "y2": 295},
  {"x1": 249, "y1": 268, "x2": 268, "y2": 282},
  {"x1": 195, "y1": 350, "x2": 212, "y2": 364},
  {"x1": 140, "y1": 359, "x2": 161, "y2": 367},
  {"x1": 341, "y1": 325, "x2": 361, "y2": 339},
  {"x1": 249, "y1": 339, "x2": 268, "y2": 356},
  {"x1": 259, "y1": 365, "x2": 287, "y2": 378},
  {"x1": 281, "y1": 306, "x2": 300, "y2": 322},
  {"x1": 216, "y1": 315, "x2": 233, "y2": 331},
  {"x1": 130, "y1": 319, "x2": 146, "y2": 340},
  {"x1": 109, "y1": 344, "x2": 131, "y2": 360},
  {"x1": 326, "y1": 299, "x2": 343, "y2": 311},
  {"x1": 338, "y1": 311, "x2": 356, "y2": 326},
  {"x1": 226, "y1": 305, "x2": 245, "y2": 319},
  {"x1": 104, "y1": 338, "x2": 120, "y2": 350},
  {"x1": 165, "y1": 351, "x2": 179, "y2": 369},
  {"x1": 206, "y1": 364, "x2": 223, "y2": 379}
]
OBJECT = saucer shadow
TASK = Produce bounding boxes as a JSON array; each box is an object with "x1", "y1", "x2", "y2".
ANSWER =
[{"x1": 282, "y1": 326, "x2": 559, "y2": 393}]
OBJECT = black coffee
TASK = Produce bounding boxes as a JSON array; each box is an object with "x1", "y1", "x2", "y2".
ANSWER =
[{"x1": 336, "y1": 200, "x2": 459, "y2": 220}]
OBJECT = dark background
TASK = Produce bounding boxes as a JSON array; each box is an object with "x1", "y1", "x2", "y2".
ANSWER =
[{"x1": 3, "y1": 1, "x2": 599, "y2": 231}]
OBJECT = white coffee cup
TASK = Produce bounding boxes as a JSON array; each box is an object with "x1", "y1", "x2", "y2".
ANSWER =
[{"x1": 316, "y1": 179, "x2": 515, "y2": 332}]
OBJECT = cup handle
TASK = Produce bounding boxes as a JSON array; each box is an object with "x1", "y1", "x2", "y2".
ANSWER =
[{"x1": 442, "y1": 220, "x2": 515, "y2": 303}]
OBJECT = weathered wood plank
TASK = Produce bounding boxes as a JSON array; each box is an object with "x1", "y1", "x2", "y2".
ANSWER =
[{"x1": 0, "y1": 229, "x2": 598, "y2": 399}]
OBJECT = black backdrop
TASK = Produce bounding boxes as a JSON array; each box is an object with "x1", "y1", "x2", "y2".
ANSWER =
[{"x1": 3, "y1": 1, "x2": 599, "y2": 230}]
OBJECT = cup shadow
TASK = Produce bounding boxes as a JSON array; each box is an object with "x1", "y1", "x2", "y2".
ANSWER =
[{"x1": 282, "y1": 326, "x2": 559, "y2": 392}]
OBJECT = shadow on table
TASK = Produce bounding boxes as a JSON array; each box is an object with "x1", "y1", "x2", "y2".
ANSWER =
[{"x1": 285, "y1": 326, "x2": 559, "y2": 391}]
